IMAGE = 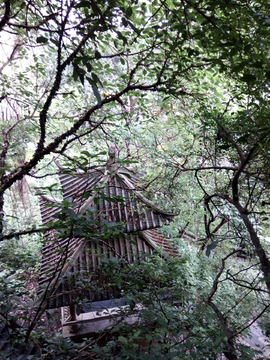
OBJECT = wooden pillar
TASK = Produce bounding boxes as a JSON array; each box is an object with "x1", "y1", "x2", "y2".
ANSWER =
[{"x1": 69, "y1": 304, "x2": 80, "y2": 334}]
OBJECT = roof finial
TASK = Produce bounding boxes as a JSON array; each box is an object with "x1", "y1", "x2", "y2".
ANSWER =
[{"x1": 107, "y1": 144, "x2": 119, "y2": 162}]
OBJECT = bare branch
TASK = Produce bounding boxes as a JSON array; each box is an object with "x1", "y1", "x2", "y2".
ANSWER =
[
  {"x1": 1, "y1": 227, "x2": 47, "y2": 240},
  {"x1": 0, "y1": 42, "x2": 23, "y2": 73}
]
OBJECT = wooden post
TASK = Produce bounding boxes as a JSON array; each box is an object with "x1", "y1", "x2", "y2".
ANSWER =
[{"x1": 69, "y1": 305, "x2": 80, "y2": 334}]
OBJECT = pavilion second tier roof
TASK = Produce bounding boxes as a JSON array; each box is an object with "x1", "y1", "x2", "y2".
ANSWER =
[{"x1": 38, "y1": 155, "x2": 177, "y2": 308}]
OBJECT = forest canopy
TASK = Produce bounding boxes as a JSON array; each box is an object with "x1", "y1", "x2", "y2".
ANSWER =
[{"x1": 1, "y1": 0, "x2": 270, "y2": 359}]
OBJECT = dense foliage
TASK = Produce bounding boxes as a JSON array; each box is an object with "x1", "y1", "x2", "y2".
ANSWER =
[{"x1": 1, "y1": 0, "x2": 270, "y2": 359}]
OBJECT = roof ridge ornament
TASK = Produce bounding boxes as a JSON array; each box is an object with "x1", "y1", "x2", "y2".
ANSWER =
[
  {"x1": 107, "y1": 144, "x2": 119, "y2": 160},
  {"x1": 105, "y1": 144, "x2": 121, "y2": 176}
]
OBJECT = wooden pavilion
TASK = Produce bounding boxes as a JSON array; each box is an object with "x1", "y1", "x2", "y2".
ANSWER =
[{"x1": 38, "y1": 150, "x2": 179, "y2": 339}]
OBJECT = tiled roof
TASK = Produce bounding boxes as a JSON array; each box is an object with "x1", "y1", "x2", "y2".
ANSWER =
[
  {"x1": 42, "y1": 234, "x2": 156, "y2": 308},
  {"x1": 59, "y1": 171, "x2": 174, "y2": 232},
  {"x1": 38, "y1": 158, "x2": 178, "y2": 308}
]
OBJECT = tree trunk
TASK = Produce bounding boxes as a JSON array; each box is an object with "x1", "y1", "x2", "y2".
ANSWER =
[
  {"x1": 0, "y1": 192, "x2": 4, "y2": 237},
  {"x1": 205, "y1": 300, "x2": 238, "y2": 360},
  {"x1": 234, "y1": 201, "x2": 270, "y2": 294}
]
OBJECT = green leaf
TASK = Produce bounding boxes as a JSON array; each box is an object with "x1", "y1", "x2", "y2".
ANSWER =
[
  {"x1": 63, "y1": 198, "x2": 73, "y2": 207},
  {"x1": 126, "y1": 6, "x2": 133, "y2": 18},
  {"x1": 86, "y1": 76, "x2": 102, "y2": 106},
  {"x1": 95, "y1": 50, "x2": 101, "y2": 59},
  {"x1": 157, "y1": 317, "x2": 167, "y2": 327},
  {"x1": 91, "y1": 72, "x2": 102, "y2": 86},
  {"x1": 0, "y1": 303, "x2": 12, "y2": 313},
  {"x1": 231, "y1": 63, "x2": 246, "y2": 72},
  {"x1": 75, "y1": 227, "x2": 83, "y2": 236},
  {"x1": 118, "y1": 335, "x2": 127, "y2": 344},
  {"x1": 86, "y1": 63, "x2": 92, "y2": 72},
  {"x1": 50, "y1": 38, "x2": 59, "y2": 46},
  {"x1": 92, "y1": 84, "x2": 101, "y2": 106},
  {"x1": 206, "y1": 240, "x2": 219, "y2": 257},
  {"x1": 129, "y1": 299, "x2": 136, "y2": 310},
  {"x1": 145, "y1": 334, "x2": 153, "y2": 341},
  {"x1": 259, "y1": 273, "x2": 270, "y2": 283},
  {"x1": 120, "y1": 57, "x2": 125, "y2": 65},
  {"x1": 265, "y1": 71, "x2": 270, "y2": 80},
  {"x1": 73, "y1": 65, "x2": 79, "y2": 82},
  {"x1": 75, "y1": 0, "x2": 90, "y2": 8},
  {"x1": 241, "y1": 74, "x2": 256, "y2": 83},
  {"x1": 165, "y1": 311, "x2": 174, "y2": 320},
  {"x1": 36, "y1": 36, "x2": 48, "y2": 44},
  {"x1": 118, "y1": 32, "x2": 128, "y2": 45},
  {"x1": 81, "y1": 150, "x2": 91, "y2": 157}
]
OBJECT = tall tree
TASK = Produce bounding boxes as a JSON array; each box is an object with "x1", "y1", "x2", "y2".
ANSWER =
[{"x1": 1, "y1": 1, "x2": 270, "y2": 358}]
